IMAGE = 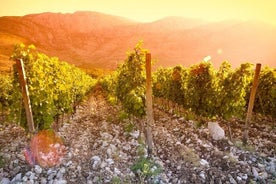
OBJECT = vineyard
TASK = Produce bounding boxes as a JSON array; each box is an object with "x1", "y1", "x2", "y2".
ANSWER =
[
  {"x1": 0, "y1": 43, "x2": 276, "y2": 183},
  {"x1": 0, "y1": 44, "x2": 97, "y2": 130},
  {"x1": 101, "y1": 52, "x2": 275, "y2": 120}
]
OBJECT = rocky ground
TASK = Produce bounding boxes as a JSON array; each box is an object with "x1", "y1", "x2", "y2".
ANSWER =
[{"x1": 0, "y1": 92, "x2": 276, "y2": 184}]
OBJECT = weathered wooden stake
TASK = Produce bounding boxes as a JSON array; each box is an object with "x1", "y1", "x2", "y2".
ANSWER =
[
  {"x1": 243, "y1": 63, "x2": 261, "y2": 145},
  {"x1": 16, "y1": 59, "x2": 35, "y2": 133},
  {"x1": 145, "y1": 53, "x2": 154, "y2": 156}
]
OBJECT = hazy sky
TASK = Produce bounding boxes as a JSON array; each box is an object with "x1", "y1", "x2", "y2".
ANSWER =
[{"x1": 1, "y1": 0, "x2": 276, "y2": 25}]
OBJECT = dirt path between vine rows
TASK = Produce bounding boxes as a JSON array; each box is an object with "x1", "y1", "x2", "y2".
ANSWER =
[{"x1": 0, "y1": 91, "x2": 276, "y2": 183}]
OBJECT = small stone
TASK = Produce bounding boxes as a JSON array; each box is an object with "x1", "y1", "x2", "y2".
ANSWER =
[
  {"x1": 29, "y1": 172, "x2": 36, "y2": 180},
  {"x1": 13, "y1": 159, "x2": 19, "y2": 165},
  {"x1": 257, "y1": 163, "x2": 265, "y2": 170},
  {"x1": 202, "y1": 143, "x2": 212, "y2": 148},
  {"x1": 110, "y1": 144, "x2": 116, "y2": 151},
  {"x1": 155, "y1": 160, "x2": 164, "y2": 168},
  {"x1": 173, "y1": 128, "x2": 179, "y2": 132},
  {"x1": 268, "y1": 160, "x2": 276, "y2": 174},
  {"x1": 3, "y1": 153, "x2": 11, "y2": 161},
  {"x1": 1, "y1": 178, "x2": 10, "y2": 184},
  {"x1": 101, "y1": 132, "x2": 113, "y2": 140},
  {"x1": 114, "y1": 168, "x2": 121, "y2": 175},
  {"x1": 107, "y1": 148, "x2": 112, "y2": 158},
  {"x1": 66, "y1": 151, "x2": 73, "y2": 159},
  {"x1": 12, "y1": 166, "x2": 21, "y2": 174},
  {"x1": 150, "y1": 166, "x2": 158, "y2": 173},
  {"x1": 129, "y1": 130, "x2": 140, "y2": 139},
  {"x1": 65, "y1": 161, "x2": 72, "y2": 167},
  {"x1": 55, "y1": 179, "x2": 67, "y2": 184},
  {"x1": 25, "y1": 171, "x2": 32, "y2": 176},
  {"x1": 106, "y1": 158, "x2": 114, "y2": 165},
  {"x1": 208, "y1": 122, "x2": 225, "y2": 140},
  {"x1": 8, "y1": 162, "x2": 14, "y2": 170},
  {"x1": 250, "y1": 156, "x2": 257, "y2": 163},
  {"x1": 228, "y1": 174, "x2": 237, "y2": 184},
  {"x1": 228, "y1": 140, "x2": 234, "y2": 145},
  {"x1": 92, "y1": 156, "x2": 101, "y2": 162},
  {"x1": 17, "y1": 154, "x2": 25, "y2": 161},
  {"x1": 260, "y1": 153, "x2": 267, "y2": 157},
  {"x1": 57, "y1": 167, "x2": 66, "y2": 180},
  {"x1": 102, "y1": 141, "x2": 108, "y2": 147},
  {"x1": 47, "y1": 168, "x2": 55, "y2": 175},
  {"x1": 60, "y1": 167, "x2": 66, "y2": 174},
  {"x1": 241, "y1": 174, "x2": 248, "y2": 180},
  {"x1": 177, "y1": 165, "x2": 181, "y2": 170},
  {"x1": 167, "y1": 170, "x2": 172, "y2": 178},
  {"x1": 114, "y1": 138, "x2": 122, "y2": 145},
  {"x1": 91, "y1": 156, "x2": 101, "y2": 169},
  {"x1": 252, "y1": 167, "x2": 259, "y2": 179},
  {"x1": 130, "y1": 139, "x2": 139, "y2": 146},
  {"x1": 200, "y1": 159, "x2": 209, "y2": 167},
  {"x1": 48, "y1": 172, "x2": 57, "y2": 181},
  {"x1": 34, "y1": 165, "x2": 43, "y2": 174},
  {"x1": 259, "y1": 171, "x2": 268, "y2": 179},
  {"x1": 40, "y1": 177, "x2": 47, "y2": 184},
  {"x1": 186, "y1": 139, "x2": 191, "y2": 144},
  {"x1": 122, "y1": 144, "x2": 131, "y2": 151},
  {"x1": 11, "y1": 172, "x2": 22, "y2": 182},
  {"x1": 173, "y1": 178, "x2": 178, "y2": 183},
  {"x1": 199, "y1": 171, "x2": 206, "y2": 180},
  {"x1": 22, "y1": 176, "x2": 28, "y2": 182},
  {"x1": 10, "y1": 146, "x2": 17, "y2": 152},
  {"x1": 93, "y1": 176, "x2": 100, "y2": 182},
  {"x1": 100, "y1": 161, "x2": 107, "y2": 168},
  {"x1": 77, "y1": 166, "x2": 81, "y2": 172}
]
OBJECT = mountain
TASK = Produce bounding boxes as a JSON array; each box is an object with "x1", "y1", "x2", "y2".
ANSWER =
[{"x1": 0, "y1": 11, "x2": 275, "y2": 72}]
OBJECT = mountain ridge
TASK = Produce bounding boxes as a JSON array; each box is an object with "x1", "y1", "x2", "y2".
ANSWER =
[{"x1": 0, "y1": 11, "x2": 275, "y2": 71}]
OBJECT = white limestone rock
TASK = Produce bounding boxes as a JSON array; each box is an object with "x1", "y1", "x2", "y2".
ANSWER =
[
  {"x1": 1, "y1": 178, "x2": 10, "y2": 184},
  {"x1": 208, "y1": 122, "x2": 225, "y2": 140}
]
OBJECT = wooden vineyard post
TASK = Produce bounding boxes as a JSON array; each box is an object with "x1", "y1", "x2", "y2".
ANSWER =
[
  {"x1": 16, "y1": 59, "x2": 35, "y2": 133},
  {"x1": 145, "y1": 52, "x2": 154, "y2": 156},
  {"x1": 243, "y1": 63, "x2": 261, "y2": 145}
]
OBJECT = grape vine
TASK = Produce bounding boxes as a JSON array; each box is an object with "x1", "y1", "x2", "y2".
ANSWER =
[
  {"x1": 153, "y1": 61, "x2": 275, "y2": 119},
  {"x1": 99, "y1": 47, "x2": 275, "y2": 120},
  {"x1": 115, "y1": 42, "x2": 147, "y2": 118},
  {"x1": 1, "y1": 44, "x2": 97, "y2": 130},
  {"x1": 253, "y1": 66, "x2": 276, "y2": 117}
]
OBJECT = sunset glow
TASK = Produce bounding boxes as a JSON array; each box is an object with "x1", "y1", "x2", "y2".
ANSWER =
[{"x1": 1, "y1": 0, "x2": 276, "y2": 25}]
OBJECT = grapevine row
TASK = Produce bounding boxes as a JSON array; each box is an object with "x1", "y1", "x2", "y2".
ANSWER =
[
  {"x1": 100, "y1": 47, "x2": 275, "y2": 120},
  {"x1": 0, "y1": 44, "x2": 96, "y2": 130},
  {"x1": 99, "y1": 42, "x2": 147, "y2": 119},
  {"x1": 152, "y1": 61, "x2": 275, "y2": 119}
]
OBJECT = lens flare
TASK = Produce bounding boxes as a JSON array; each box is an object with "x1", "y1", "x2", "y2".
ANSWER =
[{"x1": 24, "y1": 130, "x2": 66, "y2": 167}]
